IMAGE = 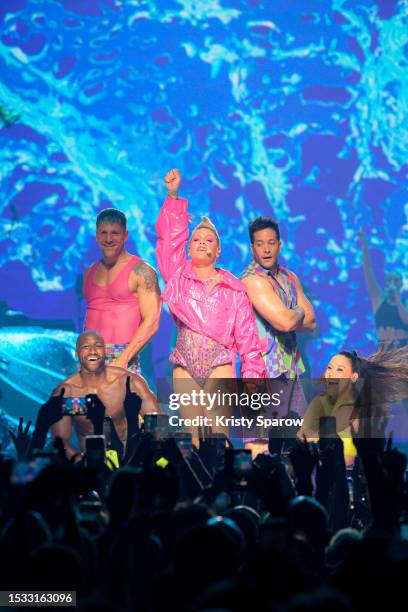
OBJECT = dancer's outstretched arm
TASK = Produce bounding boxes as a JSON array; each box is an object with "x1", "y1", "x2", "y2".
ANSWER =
[
  {"x1": 359, "y1": 229, "x2": 381, "y2": 311},
  {"x1": 155, "y1": 169, "x2": 189, "y2": 281}
]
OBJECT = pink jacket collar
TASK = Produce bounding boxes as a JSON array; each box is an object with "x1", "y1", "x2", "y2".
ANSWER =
[{"x1": 182, "y1": 260, "x2": 247, "y2": 292}]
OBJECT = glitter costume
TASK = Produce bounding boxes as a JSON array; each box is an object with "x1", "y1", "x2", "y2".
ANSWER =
[{"x1": 170, "y1": 320, "x2": 232, "y2": 386}]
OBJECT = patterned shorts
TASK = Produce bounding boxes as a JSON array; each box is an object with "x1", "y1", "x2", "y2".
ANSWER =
[{"x1": 105, "y1": 343, "x2": 141, "y2": 375}]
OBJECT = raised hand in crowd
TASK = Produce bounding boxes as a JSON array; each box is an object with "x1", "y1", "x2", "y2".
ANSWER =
[
  {"x1": 251, "y1": 452, "x2": 295, "y2": 516},
  {"x1": 9, "y1": 417, "x2": 32, "y2": 460},
  {"x1": 316, "y1": 436, "x2": 349, "y2": 531},
  {"x1": 31, "y1": 387, "x2": 65, "y2": 451},
  {"x1": 197, "y1": 428, "x2": 228, "y2": 475},
  {"x1": 316, "y1": 436, "x2": 344, "y2": 502},
  {"x1": 351, "y1": 419, "x2": 406, "y2": 531},
  {"x1": 289, "y1": 436, "x2": 318, "y2": 497},
  {"x1": 85, "y1": 393, "x2": 106, "y2": 435},
  {"x1": 123, "y1": 375, "x2": 142, "y2": 438}
]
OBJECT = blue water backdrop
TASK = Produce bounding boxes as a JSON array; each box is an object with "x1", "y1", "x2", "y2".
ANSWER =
[{"x1": 0, "y1": 0, "x2": 407, "y2": 404}]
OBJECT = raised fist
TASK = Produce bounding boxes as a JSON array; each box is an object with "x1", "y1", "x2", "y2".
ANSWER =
[{"x1": 164, "y1": 168, "x2": 181, "y2": 197}]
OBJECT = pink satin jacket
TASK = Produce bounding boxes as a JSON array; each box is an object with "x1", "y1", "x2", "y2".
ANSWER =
[{"x1": 155, "y1": 196, "x2": 266, "y2": 378}]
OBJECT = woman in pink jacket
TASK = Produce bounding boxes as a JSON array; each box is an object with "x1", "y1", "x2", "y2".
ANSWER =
[{"x1": 156, "y1": 169, "x2": 266, "y2": 440}]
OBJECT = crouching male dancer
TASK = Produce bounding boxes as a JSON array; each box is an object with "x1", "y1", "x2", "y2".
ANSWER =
[{"x1": 32, "y1": 331, "x2": 159, "y2": 460}]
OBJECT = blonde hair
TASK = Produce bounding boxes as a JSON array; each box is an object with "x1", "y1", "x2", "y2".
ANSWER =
[{"x1": 191, "y1": 216, "x2": 221, "y2": 247}]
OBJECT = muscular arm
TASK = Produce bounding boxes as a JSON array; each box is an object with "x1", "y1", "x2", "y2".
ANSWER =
[
  {"x1": 114, "y1": 261, "x2": 161, "y2": 367},
  {"x1": 294, "y1": 274, "x2": 317, "y2": 333},
  {"x1": 130, "y1": 374, "x2": 160, "y2": 416},
  {"x1": 242, "y1": 275, "x2": 305, "y2": 333},
  {"x1": 360, "y1": 230, "x2": 381, "y2": 311}
]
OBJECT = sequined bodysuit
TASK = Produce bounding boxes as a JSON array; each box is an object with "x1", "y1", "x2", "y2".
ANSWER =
[{"x1": 170, "y1": 321, "x2": 232, "y2": 386}]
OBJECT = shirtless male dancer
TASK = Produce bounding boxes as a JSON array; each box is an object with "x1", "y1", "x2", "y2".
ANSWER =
[
  {"x1": 83, "y1": 208, "x2": 161, "y2": 373},
  {"x1": 34, "y1": 331, "x2": 159, "y2": 459}
]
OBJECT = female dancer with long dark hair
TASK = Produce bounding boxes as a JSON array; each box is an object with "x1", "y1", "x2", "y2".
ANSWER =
[{"x1": 298, "y1": 345, "x2": 408, "y2": 464}]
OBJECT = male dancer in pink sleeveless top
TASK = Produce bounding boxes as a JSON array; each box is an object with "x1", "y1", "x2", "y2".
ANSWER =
[{"x1": 83, "y1": 208, "x2": 161, "y2": 373}]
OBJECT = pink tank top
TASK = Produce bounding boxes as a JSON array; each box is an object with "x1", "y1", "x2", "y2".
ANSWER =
[{"x1": 83, "y1": 256, "x2": 142, "y2": 344}]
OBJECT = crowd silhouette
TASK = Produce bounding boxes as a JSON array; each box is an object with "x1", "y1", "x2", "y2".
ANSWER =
[{"x1": 1, "y1": 401, "x2": 407, "y2": 612}]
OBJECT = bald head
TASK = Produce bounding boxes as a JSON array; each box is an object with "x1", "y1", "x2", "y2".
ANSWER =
[{"x1": 76, "y1": 330, "x2": 104, "y2": 351}]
